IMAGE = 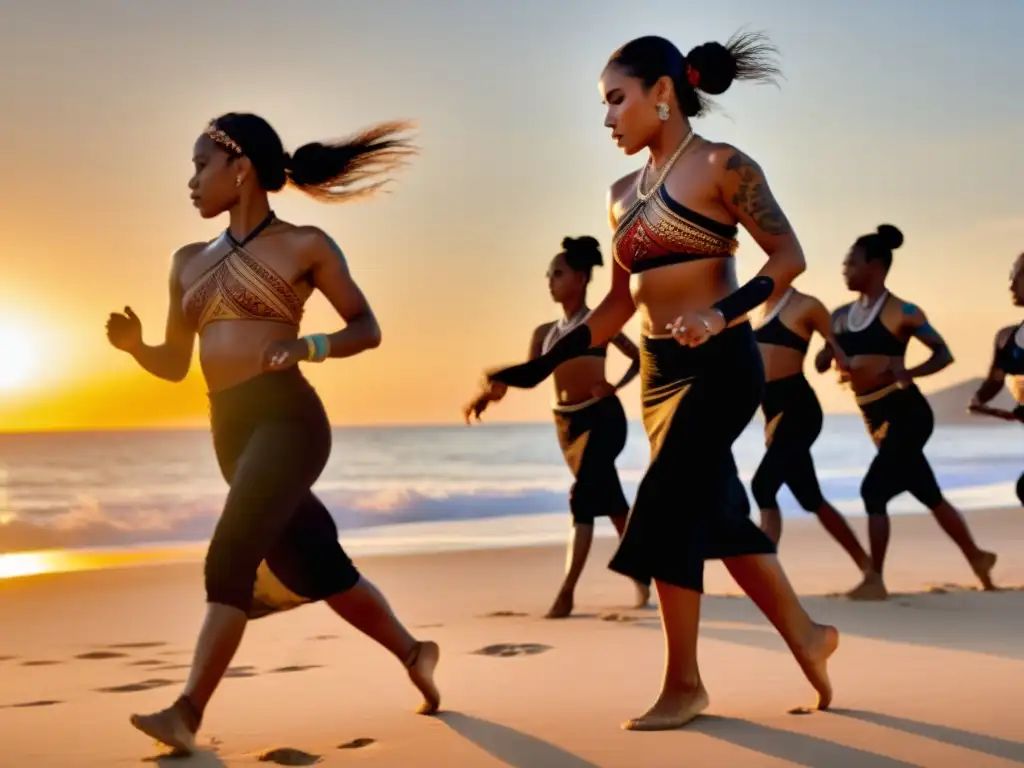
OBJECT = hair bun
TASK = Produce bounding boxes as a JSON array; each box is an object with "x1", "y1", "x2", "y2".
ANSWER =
[
  {"x1": 875, "y1": 224, "x2": 903, "y2": 250},
  {"x1": 561, "y1": 235, "x2": 603, "y2": 269},
  {"x1": 686, "y1": 41, "x2": 736, "y2": 95}
]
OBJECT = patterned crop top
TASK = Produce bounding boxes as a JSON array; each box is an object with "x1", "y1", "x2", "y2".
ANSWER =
[
  {"x1": 181, "y1": 213, "x2": 305, "y2": 335},
  {"x1": 612, "y1": 185, "x2": 739, "y2": 274}
]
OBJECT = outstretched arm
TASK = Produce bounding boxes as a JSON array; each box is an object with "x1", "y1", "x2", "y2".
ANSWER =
[
  {"x1": 488, "y1": 186, "x2": 635, "y2": 389},
  {"x1": 109, "y1": 244, "x2": 201, "y2": 382},
  {"x1": 900, "y1": 303, "x2": 953, "y2": 379}
]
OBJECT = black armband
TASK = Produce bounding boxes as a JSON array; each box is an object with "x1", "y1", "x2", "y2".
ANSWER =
[
  {"x1": 712, "y1": 276, "x2": 776, "y2": 324},
  {"x1": 488, "y1": 324, "x2": 592, "y2": 389}
]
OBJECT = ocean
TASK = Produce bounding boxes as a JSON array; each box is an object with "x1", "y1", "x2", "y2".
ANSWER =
[{"x1": 0, "y1": 416, "x2": 1020, "y2": 562}]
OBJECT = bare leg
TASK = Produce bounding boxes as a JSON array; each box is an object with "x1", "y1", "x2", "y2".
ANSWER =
[
  {"x1": 546, "y1": 522, "x2": 594, "y2": 618},
  {"x1": 611, "y1": 514, "x2": 651, "y2": 609},
  {"x1": 129, "y1": 603, "x2": 247, "y2": 754},
  {"x1": 929, "y1": 500, "x2": 997, "y2": 590},
  {"x1": 759, "y1": 506, "x2": 782, "y2": 544},
  {"x1": 723, "y1": 554, "x2": 838, "y2": 709},
  {"x1": 622, "y1": 582, "x2": 708, "y2": 730},
  {"x1": 814, "y1": 501, "x2": 872, "y2": 572},
  {"x1": 326, "y1": 578, "x2": 440, "y2": 714}
]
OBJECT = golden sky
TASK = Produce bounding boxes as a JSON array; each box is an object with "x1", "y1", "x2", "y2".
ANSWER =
[{"x1": 0, "y1": 1, "x2": 1021, "y2": 432}]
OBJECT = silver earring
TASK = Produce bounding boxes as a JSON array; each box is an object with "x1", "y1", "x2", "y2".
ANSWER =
[
  {"x1": 235, "y1": 176, "x2": 242, "y2": 187},
  {"x1": 656, "y1": 102, "x2": 670, "y2": 121}
]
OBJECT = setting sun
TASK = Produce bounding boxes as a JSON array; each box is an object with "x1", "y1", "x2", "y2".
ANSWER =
[{"x1": 0, "y1": 326, "x2": 36, "y2": 390}]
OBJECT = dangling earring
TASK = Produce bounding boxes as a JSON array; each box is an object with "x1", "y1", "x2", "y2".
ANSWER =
[
  {"x1": 656, "y1": 102, "x2": 670, "y2": 121},
  {"x1": 235, "y1": 176, "x2": 242, "y2": 188}
]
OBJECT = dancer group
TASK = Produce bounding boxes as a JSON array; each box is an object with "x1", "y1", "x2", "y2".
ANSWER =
[{"x1": 106, "y1": 29, "x2": 1020, "y2": 753}]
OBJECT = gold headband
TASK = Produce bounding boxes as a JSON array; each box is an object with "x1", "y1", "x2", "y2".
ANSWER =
[{"x1": 205, "y1": 122, "x2": 243, "y2": 156}]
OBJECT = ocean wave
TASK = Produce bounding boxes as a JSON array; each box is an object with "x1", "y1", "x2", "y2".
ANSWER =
[{"x1": 0, "y1": 473, "x2": 1018, "y2": 554}]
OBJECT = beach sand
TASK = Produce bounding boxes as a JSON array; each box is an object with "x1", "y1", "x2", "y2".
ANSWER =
[{"x1": 1, "y1": 507, "x2": 1023, "y2": 766}]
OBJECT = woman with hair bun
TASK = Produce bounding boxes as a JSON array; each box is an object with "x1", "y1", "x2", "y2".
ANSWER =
[
  {"x1": 816, "y1": 224, "x2": 998, "y2": 599},
  {"x1": 106, "y1": 113, "x2": 439, "y2": 753},
  {"x1": 465, "y1": 236, "x2": 648, "y2": 618},
  {"x1": 471, "y1": 33, "x2": 838, "y2": 730}
]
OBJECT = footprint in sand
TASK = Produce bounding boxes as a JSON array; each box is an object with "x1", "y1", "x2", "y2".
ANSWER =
[
  {"x1": 598, "y1": 612, "x2": 638, "y2": 623},
  {"x1": 338, "y1": 738, "x2": 375, "y2": 750},
  {"x1": 414, "y1": 623, "x2": 444, "y2": 630},
  {"x1": 152, "y1": 664, "x2": 191, "y2": 672},
  {"x1": 0, "y1": 656, "x2": 16, "y2": 662},
  {"x1": 307, "y1": 635, "x2": 337, "y2": 641},
  {"x1": 127, "y1": 659, "x2": 163, "y2": 667},
  {"x1": 269, "y1": 665, "x2": 321, "y2": 674},
  {"x1": 225, "y1": 665, "x2": 259, "y2": 678},
  {"x1": 21, "y1": 660, "x2": 61, "y2": 667},
  {"x1": 4, "y1": 700, "x2": 63, "y2": 708},
  {"x1": 484, "y1": 610, "x2": 527, "y2": 618},
  {"x1": 106, "y1": 642, "x2": 167, "y2": 650},
  {"x1": 76, "y1": 651, "x2": 129, "y2": 660},
  {"x1": 472, "y1": 643, "x2": 551, "y2": 658},
  {"x1": 158, "y1": 649, "x2": 189, "y2": 656},
  {"x1": 256, "y1": 747, "x2": 321, "y2": 765},
  {"x1": 787, "y1": 706, "x2": 813, "y2": 715},
  {"x1": 96, "y1": 678, "x2": 178, "y2": 694}
]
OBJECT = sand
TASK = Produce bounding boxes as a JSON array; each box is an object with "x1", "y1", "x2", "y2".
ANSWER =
[{"x1": 1, "y1": 507, "x2": 1023, "y2": 767}]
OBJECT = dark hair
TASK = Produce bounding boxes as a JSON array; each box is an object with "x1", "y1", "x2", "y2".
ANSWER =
[
  {"x1": 559, "y1": 236, "x2": 603, "y2": 278},
  {"x1": 207, "y1": 113, "x2": 417, "y2": 202},
  {"x1": 854, "y1": 224, "x2": 904, "y2": 271},
  {"x1": 607, "y1": 31, "x2": 780, "y2": 118}
]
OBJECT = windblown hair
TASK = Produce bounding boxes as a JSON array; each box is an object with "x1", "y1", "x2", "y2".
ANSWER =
[
  {"x1": 607, "y1": 30, "x2": 781, "y2": 118},
  {"x1": 205, "y1": 113, "x2": 417, "y2": 203}
]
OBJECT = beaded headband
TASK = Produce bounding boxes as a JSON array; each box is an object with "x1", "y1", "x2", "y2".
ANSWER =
[{"x1": 204, "y1": 121, "x2": 243, "y2": 156}]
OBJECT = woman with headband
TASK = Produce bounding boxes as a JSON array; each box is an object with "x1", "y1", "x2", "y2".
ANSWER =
[{"x1": 107, "y1": 114, "x2": 439, "y2": 753}]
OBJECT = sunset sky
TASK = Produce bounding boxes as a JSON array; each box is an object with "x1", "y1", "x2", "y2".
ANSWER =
[{"x1": 0, "y1": 0, "x2": 1021, "y2": 431}]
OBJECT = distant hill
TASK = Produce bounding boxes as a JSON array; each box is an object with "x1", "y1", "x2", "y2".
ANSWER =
[{"x1": 925, "y1": 378, "x2": 1018, "y2": 425}]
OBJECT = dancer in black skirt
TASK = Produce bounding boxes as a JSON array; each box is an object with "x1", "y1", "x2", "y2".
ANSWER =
[
  {"x1": 968, "y1": 252, "x2": 1024, "y2": 505},
  {"x1": 106, "y1": 114, "x2": 439, "y2": 754},
  {"x1": 469, "y1": 33, "x2": 837, "y2": 730},
  {"x1": 466, "y1": 236, "x2": 649, "y2": 618},
  {"x1": 752, "y1": 284, "x2": 878, "y2": 592},
  {"x1": 816, "y1": 224, "x2": 997, "y2": 599}
]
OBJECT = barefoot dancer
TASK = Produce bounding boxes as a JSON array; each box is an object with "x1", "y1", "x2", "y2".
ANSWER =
[
  {"x1": 968, "y1": 252, "x2": 1024, "y2": 506},
  {"x1": 106, "y1": 114, "x2": 439, "y2": 754},
  {"x1": 465, "y1": 236, "x2": 649, "y2": 618},
  {"x1": 752, "y1": 285, "x2": 879, "y2": 588},
  {"x1": 815, "y1": 225, "x2": 998, "y2": 599},
  {"x1": 470, "y1": 33, "x2": 837, "y2": 730}
]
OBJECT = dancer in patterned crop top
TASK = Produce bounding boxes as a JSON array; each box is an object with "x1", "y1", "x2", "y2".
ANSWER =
[
  {"x1": 816, "y1": 225, "x2": 997, "y2": 599},
  {"x1": 465, "y1": 236, "x2": 647, "y2": 618},
  {"x1": 969, "y1": 252, "x2": 1024, "y2": 506},
  {"x1": 106, "y1": 114, "x2": 439, "y2": 754},
  {"x1": 475, "y1": 33, "x2": 838, "y2": 730}
]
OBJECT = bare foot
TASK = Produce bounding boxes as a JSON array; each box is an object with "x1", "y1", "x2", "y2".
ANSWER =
[
  {"x1": 846, "y1": 571, "x2": 888, "y2": 601},
  {"x1": 406, "y1": 641, "x2": 440, "y2": 715},
  {"x1": 544, "y1": 590, "x2": 573, "y2": 619},
  {"x1": 129, "y1": 702, "x2": 197, "y2": 755},
  {"x1": 632, "y1": 581, "x2": 651, "y2": 609},
  {"x1": 970, "y1": 551, "x2": 997, "y2": 591},
  {"x1": 622, "y1": 684, "x2": 710, "y2": 731},
  {"x1": 793, "y1": 623, "x2": 839, "y2": 710}
]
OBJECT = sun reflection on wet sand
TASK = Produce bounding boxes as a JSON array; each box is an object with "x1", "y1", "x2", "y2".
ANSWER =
[{"x1": 0, "y1": 545, "x2": 203, "y2": 581}]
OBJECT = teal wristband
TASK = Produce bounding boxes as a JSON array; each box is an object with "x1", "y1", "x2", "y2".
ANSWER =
[{"x1": 311, "y1": 333, "x2": 330, "y2": 362}]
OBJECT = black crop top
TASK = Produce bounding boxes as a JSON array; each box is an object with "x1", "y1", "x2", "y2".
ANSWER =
[
  {"x1": 755, "y1": 315, "x2": 810, "y2": 354},
  {"x1": 995, "y1": 323, "x2": 1024, "y2": 374},
  {"x1": 832, "y1": 298, "x2": 908, "y2": 358}
]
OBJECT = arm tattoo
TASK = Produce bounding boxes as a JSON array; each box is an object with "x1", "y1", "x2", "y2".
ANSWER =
[{"x1": 725, "y1": 152, "x2": 791, "y2": 236}]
